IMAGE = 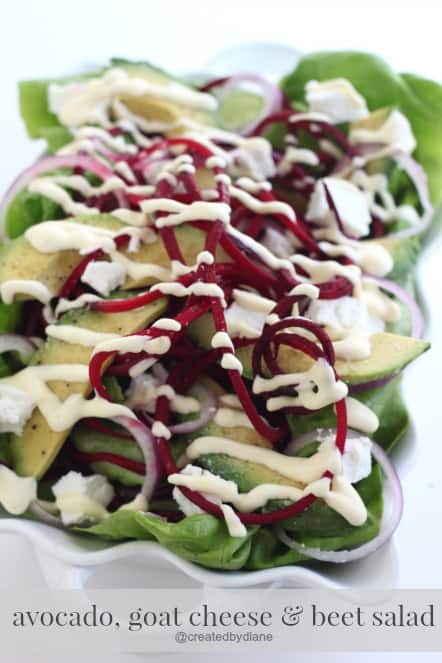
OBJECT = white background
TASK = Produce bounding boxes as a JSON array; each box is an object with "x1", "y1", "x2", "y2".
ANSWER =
[{"x1": 1, "y1": 1, "x2": 441, "y2": 661}]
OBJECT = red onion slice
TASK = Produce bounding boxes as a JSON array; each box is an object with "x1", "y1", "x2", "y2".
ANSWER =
[
  {"x1": 275, "y1": 439, "x2": 403, "y2": 563},
  {"x1": 387, "y1": 151, "x2": 433, "y2": 239},
  {"x1": 365, "y1": 276, "x2": 425, "y2": 339},
  {"x1": 349, "y1": 373, "x2": 398, "y2": 394},
  {"x1": 0, "y1": 333, "x2": 37, "y2": 361},
  {"x1": 0, "y1": 154, "x2": 115, "y2": 233},
  {"x1": 29, "y1": 500, "x2": 64, "y2": 529},
  {"x1": 112, "y1": 416, "x2": 160, "y2": 500},
  {"x1": 211, "y1": 74, "x2": 284, "y2": 136},
  {"x1": 169, "y1": 383, "x2": 218, "y2": 435}
]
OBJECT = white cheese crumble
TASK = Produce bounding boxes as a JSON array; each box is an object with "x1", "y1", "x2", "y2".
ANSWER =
[
  {"x1": 0, "y1": 467, "x2": 37, "y2": 515},
  {"x1": 0, "y1": 385, "x2": 36, "y2": 435},
  {"x1": 350, "y1": 109, "x2": 416, "y2": 155},
  {"x1": 52, "y1": 471, "x2": 114, "y2": 526},
  {"x1": 307, "y1": 178, "x2": 372, "y2": 238},
  {"x1": 81, "y1": 260, "x2": 126, "y2": 297},
  {"x1": 305, "y1": 78, "x2": 369, "y2": 124}
]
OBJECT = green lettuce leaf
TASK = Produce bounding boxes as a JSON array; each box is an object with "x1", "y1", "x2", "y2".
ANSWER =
[
  {"x1": 18, "y1": 71, "x2": 97, "y2": 146},
  {"x1": 5, "y1": 189, "x2": 64, "y2": 239},
  {"x1": 77, "y1": 511, "x2": 256, "y2": 571},
  {"x1": 0, "y1": 300, "x2": 23, "y2": 376},
  {"x1": 281, "y1": 51, "x2": 442, "y2": 204}
]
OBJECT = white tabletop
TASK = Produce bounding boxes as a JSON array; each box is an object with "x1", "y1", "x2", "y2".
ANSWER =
[{"x1": 1, "y1": 1, "x2": 441, "y2": 660}]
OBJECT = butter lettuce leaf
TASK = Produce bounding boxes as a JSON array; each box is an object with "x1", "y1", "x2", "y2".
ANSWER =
[
  {"x1": 5, "y1": 189, "x2": 64, "y2": 239},
  {"x1": 77, "y1": 511, "x2": 256, "y2": 571},
  {"x1": 0, "y1": 300, "x2": 23, "y2": 376},
  {"x1": 281, "y1": 51, "x2": 442, "y2": 204}
]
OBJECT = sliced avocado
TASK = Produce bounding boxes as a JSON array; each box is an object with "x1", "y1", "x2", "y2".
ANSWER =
[
  {"x1": 11, "y1": 297, "x2": 167, "y2": 478},
  {"x1": 188, "y1": 313, "x2": 429, "y2": 384},
  {"x1": 197, "y1": 454, "x2": 302, "y2": 493},
  {"x1": 111, "y1": 59, "x2": 215, "y2": 132},
  {"x1": 217, "y1": 89, "x2": 264, "y2": 132},
  {"x1": 71, "y1": 425, "x2": 145, "y2": 487},
  {"x1": 0, "y1": 216, "x2": 227, "y2": 299}
]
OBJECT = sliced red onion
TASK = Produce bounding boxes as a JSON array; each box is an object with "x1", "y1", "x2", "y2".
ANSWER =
[
  {"x1": 285, "y1": 427, "x2": 364, "y2": 457},
  {"x1": 0, "y1": 333, "x2": 37, "y2": 361},
  {"x1": 349, "y1": 373, "x2": 398, "y2": 394},
  {"x1": 387, "y1": 151, "x2": 433, "y2": 239},
  {"x1": 112, "y1": 416, "x2": 160, "y2": 499},
  {"x1": 0, "y1": 154, "x2": 115, "y2": 231},
  {"x1": 365, "y1": 276, "x2": 425, "y2": 338},
  {"x1": 169, "y1": 383, "x2": 218, "y2": 435},
  {"x1": 215, "y1": 74, "x2": 284, "y2": 136},
  {"x1": 29, "y1": 500, "x2": 64, "y2": 529},
  {"x1": 275, "y1": 440, "x2": 403, "y2": 563},
  {"x1": 284, "y1": 427, "x2": 331, "y2": 456},
  {"x1": 112, "y1": 188, "x2": 129, "y2": 209}
]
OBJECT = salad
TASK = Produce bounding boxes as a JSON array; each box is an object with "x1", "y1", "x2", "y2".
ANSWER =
[{"x1": 0, "y1": 51, "x2": 439, "y2": 571}]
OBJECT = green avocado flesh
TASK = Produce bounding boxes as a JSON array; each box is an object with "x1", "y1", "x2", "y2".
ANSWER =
[
  {"x1": 107, "y1": 61, "x2": 215, "y2": 132},
  {"x1": 197, "y1": 453, "x2": 302, "y2": 493},
  {"x1": 11, "y1": 298, "x2": 166, "y2": 478},
  {"x1": 0, "y1": 216, "x2": 226, "y2": 298},
  {"x1": 70, "y1": 418, "x2": 272, "y2": 488},
  {"x1": 188, "y1": 314, "x2": 429, "y2": 384}
]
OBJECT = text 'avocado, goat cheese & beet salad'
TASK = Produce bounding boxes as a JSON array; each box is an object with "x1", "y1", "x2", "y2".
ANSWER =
[{"x1": 0, "y1": 51, "x2": 439, "y2": 570}]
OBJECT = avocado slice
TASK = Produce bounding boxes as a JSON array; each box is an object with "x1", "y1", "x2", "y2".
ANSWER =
[
  {"x1": 0, "y1": 216, "x2": 227, "y2": 299},
  {"x1": 11, "y1": 297, "x2": 167, "y2": 478},
  {"x1": 197, "y1": 453, "x2": 302, "y2": 494},
  {"x1": 188, "y1": 313, "x2": 429, "y2": 384},
  {"x1": 110, "y1": 59, "x2": 215, "y2": 133},
  {"x1": 70, "y1": 396, "x2": 272, "y2": 488}
]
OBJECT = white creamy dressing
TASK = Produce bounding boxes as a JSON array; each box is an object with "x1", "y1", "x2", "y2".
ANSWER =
[
  {"x1": 170, "y1": 435, "x2": 367, "y2": 526},
  {"x1": 229, "y1": 186, "x2": 295, "y2": 220},
  {"x1": 0, "y1": 365, "x2": 134, "y2": 432},
  {"x1": 220, "y1": 353, "x2": 243, "y2": 373},
  {"x1": 277, "y1": 146, "x2": 320, "y2": 176},
  {"x1": 140, "y1": 199, "x2": 231, "y2": 228},
  {"x1": 292, "y1": 254, "x2": 362, "y2": 290},
  {"x1": 125, "y1": 373, "x2": 199, "y2": 415},
  {"x1": 214, "y1": 392, "x2": 253, "y2": 430},
  {"x1": 48, "y1": 67, "x2": 217, "y2": 128},
  {"x1": 345, "y1": 397, "x2": 379, "y2": 434},
  {"x1": 171, "y1": 464, "x2": 247, "y2": 537},
  {"x1": 25, "y1": 220, "x2": 148, "y2": 255},
  {"x1": 45, "y1": 324, "x2": 119, "y2": 348},
  {"x1": 253, "y1": 357, "x2": 348, "y2": 411},
  {"x1": 0, "y1": 280, "x2": 52, "y2": 304}
]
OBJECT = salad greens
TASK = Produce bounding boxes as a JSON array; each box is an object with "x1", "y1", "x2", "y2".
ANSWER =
[{"x1": 281, "y1": 50, "x2": 442, "y2": 205}]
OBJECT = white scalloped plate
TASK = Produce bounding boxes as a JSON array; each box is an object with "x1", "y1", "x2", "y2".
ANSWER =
[{"x1": 1, "y1": 43, "x2": 440, "y2": 590}]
